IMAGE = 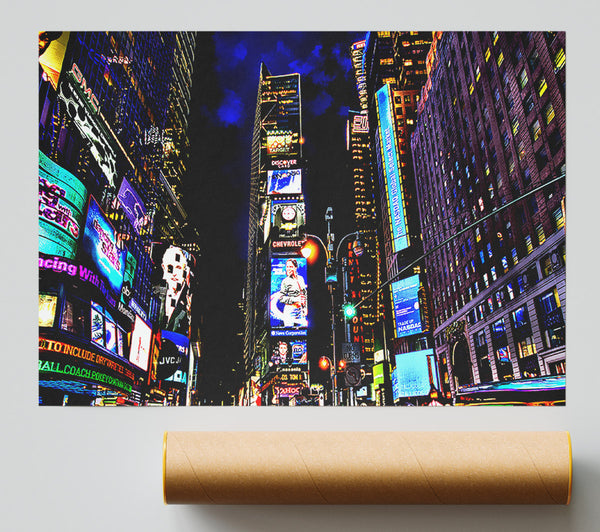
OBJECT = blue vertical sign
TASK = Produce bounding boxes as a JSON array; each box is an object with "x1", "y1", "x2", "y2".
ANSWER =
[
  {"x1": 376, "y1": 84, "x2": 409, "y2": 252},
  {"x1": 391, "y1": 274, "x2": 423, "y2": 338}
]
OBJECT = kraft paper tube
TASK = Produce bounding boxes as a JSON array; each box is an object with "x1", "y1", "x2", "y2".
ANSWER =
[{"x1": 163, "y1": 431, "x2": 572, "y2": 505}]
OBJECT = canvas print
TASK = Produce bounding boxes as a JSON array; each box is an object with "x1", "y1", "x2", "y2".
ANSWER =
[{"x1": 38, "y1": 31, "x2": 566, "y2": 406}]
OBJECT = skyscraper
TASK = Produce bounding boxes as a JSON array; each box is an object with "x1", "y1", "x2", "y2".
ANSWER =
[
  {"x1": 243, "y1": 64, "x2": 307, "y2": 405},
  {"x1": 360, "y1": 32, "x2": 436, "y2": 404},
  {"x1": 411, "y1": 32, "x2": 566, "y2": 400}
]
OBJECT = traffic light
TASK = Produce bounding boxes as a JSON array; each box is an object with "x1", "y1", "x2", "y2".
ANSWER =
[
  {"x1": 338, "y1": 359, "x2": 347, "y2": 371},
  {"x1": 342, "y1": 302, "x2": 357, "y2": 320},
  {"x1": 325, "y1": 258, "x2": 338, "y2": 284},
  {"x1": 318, "y1": 356, "x2": 330, "y2": 371}
]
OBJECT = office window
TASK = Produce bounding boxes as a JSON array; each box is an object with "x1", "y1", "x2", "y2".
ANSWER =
[
  {"x1": 536, "y1": 77, "x2": 548, "y2": 97},
  {"x1": 544, "y1": 102, "x2": 555, "y2": 124},
  {"x1": 536, "y1": 288, "x2": 565, "y2": 349},
  {"x1": 553, "y1": 207, "x2": 565, "y2": 231},
  {"x1": 518, "y1": 68, "x2": 528, "y2": 89},
  {"x1": 554, "y1": 47, "x2": 566, "y2": 71},
  {"x1": 525, "y1": 235, "x2": 534, "y2": 254},
  {"x1": 530, "y1": 120, "x2": 542, "y2": 142},
  {"x1": 536, "y1": 223, "x2": 546, "y2": 245}
]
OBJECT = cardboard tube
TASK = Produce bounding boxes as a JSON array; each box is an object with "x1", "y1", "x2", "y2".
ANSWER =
[{"x1": 163, "y1": 431, "x2": 572, "y2": 505}]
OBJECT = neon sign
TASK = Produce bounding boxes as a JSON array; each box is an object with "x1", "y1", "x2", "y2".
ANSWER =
[
  {"x1": 38, "y1": 254, "x2": 118, "y2": 308},
  {"x1": 376, "y1": 84, "x2": 409, "y2": 252},
  {"x1": 69, "y1": 63, "x2": 100, "y2": 113},
  {"x1": 39, "y1": 359, "x2": 132, "y2": 393},
  {"x1": 39, "y1": 151, "x2": 87, "y2": 259},
  {"x1": 39, "y1": 337, "x2": 135, "y2": 381}
]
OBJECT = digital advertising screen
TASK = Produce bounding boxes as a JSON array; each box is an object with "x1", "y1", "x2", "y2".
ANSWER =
[
  {"x1": 266, "y1": 131, "x2": 293, "y2": 154},
  {"x1": 81, "y1": 195, "x2": 126, "y2": 295},
  {"x1": 117, "y1": 177, "x2": 147, "y2": 234},
  {"x1": 376, "y1": 84, "x2": 409, "y2": 252},
  {"x1": 38, "y1": 294, "x2": 58, "y2": 328},
  {"x1": 267, "y1": 169, "x2": 302, "y2": 195},
  {"x1": 391, "y1": 274, "x2": 423, "y2": 338},
  {"x1": 271, "y1": 200, "x2": 305, "y2": 238},
  {"x1": 158, "y1": 329, "x2": 190, "y2": 381},
  {"x1": 270, "y1": 338, "x2": 307, "y2": 367},
  {"x1": 270, "y1": 257, "x2": 308, "y2": 335},
  {"x1": 39, "y1": 150, "x2": 88, "y2": 259},
  {"x1": 152, "y1": 244, "x2": 195, "y2": 336},
  {"x1": 129, "y1": 314, "x2": 152, "y2": 371},
  {"x1": 121, "y1": 251, "x2": 137, "y2": 303},
  {"x1": 393, "y1": 349, "x2": 437, "y2": 399}
]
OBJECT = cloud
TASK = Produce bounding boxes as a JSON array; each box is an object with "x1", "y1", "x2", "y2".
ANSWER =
[
  {"x1": 309, "y1": 91, "x2": 334, "y2": 116},
  {"x1": 233, "y1": 42, "x2": 247, "y2": 62},
  {"x1": 217, "y1": 89, "x2": 244, "y2": 126}
]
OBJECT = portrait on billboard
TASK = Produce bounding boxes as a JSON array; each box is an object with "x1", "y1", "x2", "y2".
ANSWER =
[
  {"x1": 270, "y1": 257, "x2": 308, "y2": 334},
  {"x1": 153, "y1": 245, "x2": 194, "y2": 336}
]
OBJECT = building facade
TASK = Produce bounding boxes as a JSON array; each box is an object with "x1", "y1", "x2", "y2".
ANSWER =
[
  {"x1": 242, "y1": 64, "x2": 310, "y2": 405},
  {"x1": 38, "y1": 31, "x2": 199, "y2": 406},
  {"x1": 360, "y1": 31, "x2": 437, "y2": 405},
  {"x1": 411, "y1": 32, "x2": 566, "y2": 401}
]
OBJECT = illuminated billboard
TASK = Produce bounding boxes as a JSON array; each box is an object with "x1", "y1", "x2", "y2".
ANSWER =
[
  {"x1": 152, "y1": 244, "x2": 195, "y2": 336},
  {"x1": 158, "y1": 329, "x2": 189, "y2": 382},
  {"x1": 117, "y1": 177, "x2": 147, "y2": 234},
  {"x1": 266, "y1": 130, "x2": 293, "y2": 154},
  {"x1": 39, "y1": 293, "x2": 58, "y2": 327},
  {"x1": 38, "y1": 31, "x2": 70, "y2": 89},
  {"x1": 267, "y1": 169, "x2": 302, "y2": 195},
  {"x1": 270, "y1": 257, "x2": 308, "y2": 336},
  {"x1": 39, "y1": 151, "x2": 87, "y2": 259},
  {"x1": 270, "y1": 338, "x2": 307, "y2": 367},
  {"x1": 57, "y1": 64, "x2": 118, "y2": 185},
  {"x1": 81, "y1": 195, "x2": 126, "y2": 295},
  {"x1": 391, "y1": 274, "x2": 423, "y2": 338},
  {"x1": 129, "y1": 314, "x2": 152, "y2": 371},
  {"x1": 271, "y1": 200, "x2": 305, "y2": 239},
  {"x1": 393, "y1": 349, "x2": 438, "y2": 399},
  {"x1": 376, "y1": 84, "x2": 409, "y2": 252}
]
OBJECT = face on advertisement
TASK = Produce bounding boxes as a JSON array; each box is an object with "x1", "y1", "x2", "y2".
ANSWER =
[
  {"x1": 286, "y1": 259, "x2": 297, "y2": 278},
  {"x1": 162, "y1": 246, "x2": 188, "y2": 293},
  {"x1": 278, "y1": 342, "x2": 288, "y2": 357}
]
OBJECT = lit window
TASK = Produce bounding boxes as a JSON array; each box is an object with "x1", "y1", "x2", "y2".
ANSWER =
[
  {"x1": 507, "y1": 282, "x2": 515, "y2": 300},
  {"x1": 531, "y1": 120, "x2": 542, "y2": 142},
  {"x1": 491, "y1": 266, "x2": 497, "y2": 281},
  {"x1": 511, "y1": 248, "x2": 519, "y2": 265},
  {"x1": 518, "y1": 68, "x2": 528, "y2": 89},
  {"x1": 511, "y1": 117, "x2": 519, "y2": 136},
  {"x1": 485, "y1": 47, "x2": 491, "y2": 62},
  {"x1": 536, "y1": 224, "x2": 546, "y2": 245},
  {"x1": 544, "y1": 102, "x2": 555, "y2": 124},
  {"x1": 493, "y1": 32, "x2": 499, "y2": 45},
  {"x1": 554, "y1": 48, "x2": 566, "y2": 71},
  {"x1": 469, "y1": 83, "x2": 474, "y2": 95},
  {"x1": 475, "y1": 66, "x2": 481, "y2": 81},
  {"x1": 497, "y1": 52, "x2": 504, "y2": 67},
  {"x1": 502, "y1": 256, "x2": 509, "y2": 273},
  {"x1": 536, "y1": 77, "x2": 548, "y2": 97},
  {"x1": 483, "y1": 273, "x2": 490, "y2": 288},
  {"x1": 553, "y1": 207, "x2": 565, "y2": 231},
  {"x1": 476, "y1": 227, "x2": 481, "y2": 242},
  {"x1": 525, "y1": 235, "x2": 533, "y2": 254}
]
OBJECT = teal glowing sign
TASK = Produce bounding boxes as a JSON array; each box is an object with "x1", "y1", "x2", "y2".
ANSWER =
[
  {"x1": 39, "y1": 151, "x2": 87, "y2": 259},
  {"x1": 376, "y1": 84, "x2": 409, "y2": 252}
]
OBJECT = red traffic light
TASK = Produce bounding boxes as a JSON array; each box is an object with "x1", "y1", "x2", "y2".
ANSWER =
[
  {"x1": 338, "y1": 359, "x2": 347, "y2": 370},
  {"x1": 318, "y1": 356, "x2": 330, "y2": 371}
]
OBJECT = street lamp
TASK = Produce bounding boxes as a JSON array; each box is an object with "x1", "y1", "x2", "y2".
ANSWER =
[{"x1": 301, "y1": 208, "x2": 364, "y2": 406}]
